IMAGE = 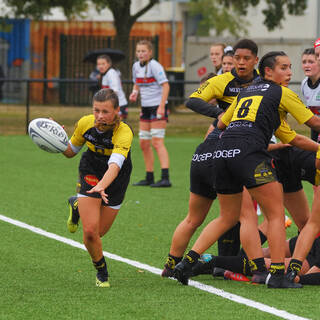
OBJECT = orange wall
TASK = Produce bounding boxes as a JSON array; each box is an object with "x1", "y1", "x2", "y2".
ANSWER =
[{"x1": 30, "y1": 20, "x2": 183, "y2": 103}]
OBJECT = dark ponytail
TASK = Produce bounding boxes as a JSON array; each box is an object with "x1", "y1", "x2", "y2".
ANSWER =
[{"x1": 258, "y1": 51, "x2": 287, "y2": 78}]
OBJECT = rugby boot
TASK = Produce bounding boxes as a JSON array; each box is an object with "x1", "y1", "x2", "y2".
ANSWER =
[
  {"x1": 266, "y1": 273, "x2": 303, "y2": 288},
  {"x1": 251, "y1": 271, "x2": 268, "y2": 284},
  {"x1": 161, "y1": 256, "x2": 178, "y2": 278},
  {"x1": 192, "y1": 254, "x2": 215, "y2": 276},
  {"x1": 150, "y1": 179, "x2": 172, "y2": 188},
  {"x1": 224, "y1": 270, "x2": 250, "y2": 282},
  {"x1": 173, "y1": 260, "x2": 193, "y2": 285},
  {"x1": 212, "y1": 267, "x2": 226, "y2": 277},
  {"x1": 285, "y1": 216, "x2": 292, "y2": 228},
  {"x1": 96, "y1": 271, "x2": 110, "y2": 288},
  {"x1": 67, "y1": 196, "x2": 80, "y2": 233},
  {"x1": 286, "y1": 270, "x2": 298, "y2": 283},
  {"x1": 133, "y1": 179, "x2": 154, "y2": 186}
]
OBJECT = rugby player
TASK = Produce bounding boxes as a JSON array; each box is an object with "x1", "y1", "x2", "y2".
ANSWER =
[
  {"x1": 129, "y1": 40, "x2": 171, "y2": 188},
  {"x1": 301, "y1": 47, "x2": 320, "y2": 141},
  {"x1": 162, "y1": 39, "x2": 266, "y2": 280},
  {"x1": 63, "y1": 88, "x2": 133, "y2": 287},
  {"x1": 209, "y1": 43, "x2": 226, "y2": 74}
]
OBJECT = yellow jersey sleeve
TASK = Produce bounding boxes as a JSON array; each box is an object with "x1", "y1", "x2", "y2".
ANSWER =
[
  {"x1": 189, "y1": 73, "x2": 234, "y2": 102},
  {"x1": 70, "y1": 115, "x2": 94, "y2": 147},
  {"x1": 274, "y1": 117, "x2": 297, "y2": 143},
  {"x1": 112, "y1": 122, "x2": 133, "y2": 158},
  {"x1": 220, "y1": 97, "x2": 237, "y2": 126},
  {"x1": 279, "y1": 87, "x2": 313, "y2": 124}
]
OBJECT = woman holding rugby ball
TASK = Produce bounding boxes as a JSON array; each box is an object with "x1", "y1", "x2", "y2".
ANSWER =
[{"x1": 63, "y1": 88, "x2": 133, "y2": 287}]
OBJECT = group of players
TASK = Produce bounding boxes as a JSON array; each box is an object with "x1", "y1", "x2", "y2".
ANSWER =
[
  {"x1": 60, "y1": 36, "x2": 320, "y2": 289},
  {"x1": 161, "y1": 38, "x2": 320, "y2": 289}
]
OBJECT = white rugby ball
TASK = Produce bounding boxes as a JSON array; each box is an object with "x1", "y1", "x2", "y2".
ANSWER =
[{"x1": 28, "y1": 118, "x2": 68, "y2": 153}]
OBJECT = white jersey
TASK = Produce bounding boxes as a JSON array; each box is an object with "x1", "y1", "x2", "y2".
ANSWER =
[
  {"x1": 101, "y1": 68, "x2": 128, "y2": 107},
  {"x1": 132, "y1": 59, "x2": 168, "y2": 107},
  {"x1": 301, "y1": 77, "x2": 320, "y2": 115}
]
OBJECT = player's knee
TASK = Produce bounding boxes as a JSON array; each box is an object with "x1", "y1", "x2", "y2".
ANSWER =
[
  {"x1": 140, "y1": 139, "x2": 151, "y2": 151},
  {"x1": 151, "y1": 139, "x2": 164, "y2": 150},
  {"x1": 184, "y1": 216, "x2": 203, "y2": 230},
  {"x1": 83, "y1": 227, "x2": 99, "y2": 242}
]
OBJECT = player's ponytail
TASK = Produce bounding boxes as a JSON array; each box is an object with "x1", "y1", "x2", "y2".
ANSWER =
[{"x1": 258, "y1": 51, "x2": 287, "y2": 78}]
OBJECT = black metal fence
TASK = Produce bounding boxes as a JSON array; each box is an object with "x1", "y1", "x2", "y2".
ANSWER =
[
  {"x1": 58, "y1": 35, "x2": 159, "y2": 105},
  {"x1": 0, "y1": 77, "x2": 197, "y2": 134}
]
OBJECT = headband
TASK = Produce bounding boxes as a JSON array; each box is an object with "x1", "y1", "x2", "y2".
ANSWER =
[{"x1": 314, "y1": 38, "x2": 320, "y2": 48}]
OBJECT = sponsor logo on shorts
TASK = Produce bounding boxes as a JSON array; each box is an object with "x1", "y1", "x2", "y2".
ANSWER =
[
  {"x1": 192, "y1": 152, "x2": 213, "y2": 162},
  {"x1": 254, "y1": 161, "x2": 275, "y2": 184},
  {"x1": 192, "y1": 149, "x2": 241, "y2": 161},
  {"x1": 84, "y1": 175, "x2": 99, "y2": 186}
]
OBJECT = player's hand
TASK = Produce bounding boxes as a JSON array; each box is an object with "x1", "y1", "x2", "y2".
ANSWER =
[
  {"x1": 157, "y1": 106, "x2": 165, "y2": 119},
  {"x1": 129, "y1": 90, "x2": 138, "y2": 102},
  {"x1": 87, "y1": 184, "x2": 109, "y2": 204}
]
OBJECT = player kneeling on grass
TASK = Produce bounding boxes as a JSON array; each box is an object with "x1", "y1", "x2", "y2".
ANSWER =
[{"x1": 62, "y1": 88, "x2": 133, "y2": 287}]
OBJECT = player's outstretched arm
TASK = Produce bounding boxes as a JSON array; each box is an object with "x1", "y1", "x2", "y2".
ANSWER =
[
  {"x1": 87, "y1": 163, "x2": 121, "y2": 203},
  {"x1": 62, "y1": 143, "x2": 77, "y2": 158},
  {"x1": 306, "y1": 115, "x2": 320, "y2": 133},
  {"x1": 289, "y1": 134, "x2": 319, "y2": 152}
]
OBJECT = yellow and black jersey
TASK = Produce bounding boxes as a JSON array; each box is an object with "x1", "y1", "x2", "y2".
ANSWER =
[
  {"x1": 221, "y1": 79, "x2": 314, "y2": 145},
  {"x1": 190, "y1": 69, "x2": 260, "y2": 111},
  {"x1": 70, "y1": 114, "x2": 133, "y2": 158}
]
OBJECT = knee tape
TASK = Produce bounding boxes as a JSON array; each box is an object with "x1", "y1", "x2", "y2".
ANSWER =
[
  {"x1": 139, "y1": 130, "x2": 152, "y2": 140},
  {"x1": 151, "y1": 128, "x2": 166, "y2": 138}
]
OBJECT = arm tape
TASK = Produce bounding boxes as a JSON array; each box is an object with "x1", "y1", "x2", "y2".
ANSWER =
[
  {"x1": 108, "y1": 153, "x2": 125, "y2": 169},
  {"x1": 69, "y1": 141, "x2": 82, "y2": 153},
  {"x1": 186, "y1": 98, "x2": 224, "y2": 118}
]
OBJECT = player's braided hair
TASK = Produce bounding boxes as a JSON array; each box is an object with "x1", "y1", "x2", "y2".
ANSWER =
[{"x1": 258, "y1": 51, "x2": 287, "y2": 78}]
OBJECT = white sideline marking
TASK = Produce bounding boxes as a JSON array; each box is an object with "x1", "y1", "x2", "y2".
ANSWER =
[{"x1": 0, "y1": 214, "x2": 309, "y2": 320}]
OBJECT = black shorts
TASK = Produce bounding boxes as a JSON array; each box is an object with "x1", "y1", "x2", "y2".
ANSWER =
[
  {"x1": 140, "y1": 105, "x2": 169, "y2": 122},
  {"x1": 311, "y1": 128, "x2": 320, "y2": 142},
  {"x1": 214, "y1": 137, "x2": 277, "y2": 194},
  {"x1": 272, "y1": 147, "x2": 316, "y2": 193},
  {"x1": 77, "y1": 149, "x2": 132, "y2": 207},
  {"x1": 289, "y1": 236, "x2": 320, "y2": 268},
  {"x1": 119, "y1": 105, "x2": 128, "y2": 119},
  {"x1": 190, "y1": 138, "x2": 217, "y2": 200}
]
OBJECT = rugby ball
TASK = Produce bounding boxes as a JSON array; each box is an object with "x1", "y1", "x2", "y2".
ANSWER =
[{"x1": 28, "y1": 118, "x2": 68, "y2": 153}]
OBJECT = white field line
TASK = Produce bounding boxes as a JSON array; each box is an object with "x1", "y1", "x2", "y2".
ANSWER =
[{"x1": 0, "y1": 214, "x2": 310, "y2": 320}]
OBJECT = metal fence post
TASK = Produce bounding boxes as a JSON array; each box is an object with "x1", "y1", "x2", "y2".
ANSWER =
[{"x1": 25, "y1": 80, "x2": 30, "y2": 134}]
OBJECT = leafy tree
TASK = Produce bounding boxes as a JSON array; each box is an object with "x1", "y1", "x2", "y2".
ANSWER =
[
  {"x1": 2, "y1": 0, "x2": 89, "y2": 20},
  {"x1": 189, "y1": 0, "x2": 307, "y2": 36},
  {"x1": 91, "y1": 0, "x2": 159, "y2": 76},
  {"x1": 2, "y1": 0, "x2": 308, "y2": 75},
  {"x1": 2, "y1": 0, "x2": 160, "y2": 77}
]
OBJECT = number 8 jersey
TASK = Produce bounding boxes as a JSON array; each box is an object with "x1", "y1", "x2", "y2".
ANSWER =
[{"x1": 220, "y1": 79, "x2": 314, "y2": 147}]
